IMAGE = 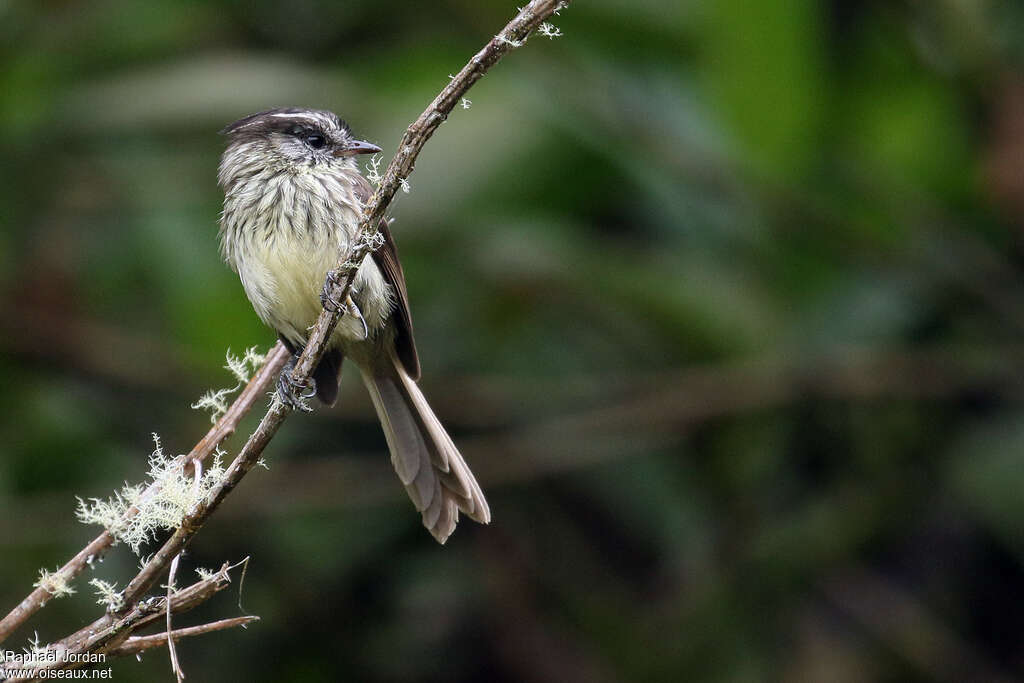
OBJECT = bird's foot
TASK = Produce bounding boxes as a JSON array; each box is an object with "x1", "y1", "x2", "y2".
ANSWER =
[
  {"x1": 320, "y1": 271, "x2": 369, "y2": 340},
  {"x1": 277, "y1": 355, "x2": 316, "y2": 412},
  {"x1": 320, "y1": 269, "x2": 348, "y2": 313}
]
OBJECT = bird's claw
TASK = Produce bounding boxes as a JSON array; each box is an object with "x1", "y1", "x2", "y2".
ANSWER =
[
  {"x1": 321, "y1": 271, "x2": 368, "y2": 339},
  {"x1": 320, "y1": 269, "x2": 347, "y2": 314},
  {"x1": 277, "y1": 358, "x2": 316, "y2": 412},
  {"x1": 321, "y1": 272, "x2": 369, "y2": 340}
]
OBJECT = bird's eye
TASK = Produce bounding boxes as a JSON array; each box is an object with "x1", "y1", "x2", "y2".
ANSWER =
[{"x1": 305, "y1": 134, "x2": 326, "y2": 149}]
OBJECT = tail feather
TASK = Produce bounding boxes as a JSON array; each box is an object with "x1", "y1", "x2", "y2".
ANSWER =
[
  {"x1": 313, "y1": 349, "x2": 344, "y2": 406},
  {"x1": 362, "y1": 356, "x2": 490, "y2": 543}
]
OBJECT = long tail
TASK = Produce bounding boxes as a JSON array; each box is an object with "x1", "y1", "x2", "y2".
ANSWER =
[{"x1": 362, "y1": 354, "x2": 490, "y2": 543}]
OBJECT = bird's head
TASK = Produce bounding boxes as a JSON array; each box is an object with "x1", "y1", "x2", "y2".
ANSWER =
[{"x1": 218, "y1": 107, "x2": 381, "y2": 186}]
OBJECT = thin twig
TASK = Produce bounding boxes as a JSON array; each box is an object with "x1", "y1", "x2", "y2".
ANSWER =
[
  {"x1": 106, "y1": 617, "x2": 260, "y2": 658},
  {"x1": 166, "y1": 554, "x2": 184, "y2": 682}
]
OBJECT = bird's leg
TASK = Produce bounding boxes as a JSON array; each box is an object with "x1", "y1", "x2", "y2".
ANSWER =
[
  {"x1": 277, "y1": 352, "x2": 316, "y2": 411},
  {"x1": 320, "y1": 269, "x2": 348, "y2": 314},
  {"x1": 320, "y1": 269, "x2": 368, "y2": 340}
]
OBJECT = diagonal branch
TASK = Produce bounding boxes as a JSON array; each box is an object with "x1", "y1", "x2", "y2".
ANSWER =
[
  {"x1": 290, "y1": 0, "x2": 570, "y2": 395},
  {"x1": 0, "y1": 0, "x2": 570, "y2": 672}
]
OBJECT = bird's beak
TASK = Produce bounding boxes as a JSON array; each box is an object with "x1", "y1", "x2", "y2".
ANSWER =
[{"x1": 335, "y1": 139, "x2": 383, "y2": 157}]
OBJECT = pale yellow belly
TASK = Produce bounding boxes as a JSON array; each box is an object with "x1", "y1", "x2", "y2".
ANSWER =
[{"x1": 236, "y1": 230, "x2": 394, "y2": 349}]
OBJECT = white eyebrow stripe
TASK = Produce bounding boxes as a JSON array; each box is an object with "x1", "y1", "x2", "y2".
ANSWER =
[{"x1": 268, "y1": 113, "x2": 328, "y2": 125}]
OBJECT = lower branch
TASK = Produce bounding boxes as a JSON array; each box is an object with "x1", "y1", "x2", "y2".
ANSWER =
[
  {"x1": 0, "y1": 343, "x2": 288, "y2": 646},
  {"x1": 10, "y1": 563, "x2": 246, "y2": 681},
  {"x1": 107, "y1": 617, "x2": 260, "y2": 658}
]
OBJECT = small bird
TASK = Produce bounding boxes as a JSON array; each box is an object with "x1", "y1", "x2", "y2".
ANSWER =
[{"x1": 217, "y1": 107, "x2": 490, "y2": 543}]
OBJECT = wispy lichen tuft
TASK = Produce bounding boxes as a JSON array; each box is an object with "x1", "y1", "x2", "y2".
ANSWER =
[
  {"x1": 365, "y1": 154, "x2": 383, "y2": 186},
  {"x1": 192, "y1": 347, "x2": 267, "y2": 423},
  {"x1": 89, "y1": 579, "x2": 124, "y2": 611},
  {"x1": 194, "y1": 567, "x2": 217, "y2": 581},
  {"x1": 537, "y1": 22, "x2": 562, "y2": 39},
  {"x1": 226, "y1": 347, "x2": 266, "y2": 384},
  {"x1": 76, "y1": 436, "x2": 228, "y2": 555},
  {"x1": 191, "y1": 388, "x2": 233, "y2": 424},
  {"x1": 34, "y1": 568, "x2": 76, "y2": 599},
  {"x1": 21, "y1": 632, "x2": 48, "y2": 661},
  {"x1": 495, "y1": 33, "x2": 524, "y2": 48},
  {"x1": 360, "y1": 230, "x2": 386, "y2": 251}
]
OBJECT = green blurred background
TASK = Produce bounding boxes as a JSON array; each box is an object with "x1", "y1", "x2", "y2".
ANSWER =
[{"x1": 3, "y1": 0, "x2": 1024, "y2": 680}]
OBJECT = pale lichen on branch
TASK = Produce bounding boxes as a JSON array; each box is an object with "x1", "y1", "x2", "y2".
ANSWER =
[
  {"x1": 191, "y1": 347, "x2": 268, "y2": 423},
  {"x1": 74, "y1": 435, "x2": 228, "y2": 555},
  {"x1": 32, "y1": 569, "x2": 76, "y2": 601},
  {"x1": 88, "y1": 579, "x2": 124, "y2": 612}
]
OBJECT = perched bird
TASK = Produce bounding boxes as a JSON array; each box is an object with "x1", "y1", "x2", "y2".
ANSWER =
[{"x1": 217, "y1": 107, "x2": 490, "y2": 543}]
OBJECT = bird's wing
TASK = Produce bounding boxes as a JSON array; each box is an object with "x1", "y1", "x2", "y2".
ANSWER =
[
  {"x1": 353, "y1": 176, "x2": 421, "y2": 380},
  {"x1": 371, "y1": 218, "x2": 421, "y2": 380}
]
